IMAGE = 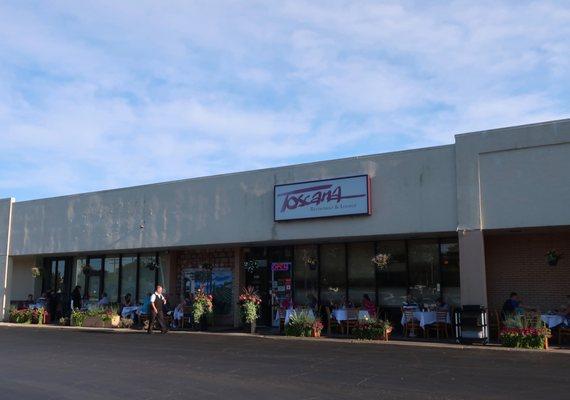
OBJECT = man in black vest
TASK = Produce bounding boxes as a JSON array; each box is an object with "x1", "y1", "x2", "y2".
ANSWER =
[{"x1": 148, "y1": 284, "x2": 168, "y2": 334}]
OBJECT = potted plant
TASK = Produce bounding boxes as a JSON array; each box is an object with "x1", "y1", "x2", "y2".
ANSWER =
[
  {"x1": 545, "y1": 250, "x2": 561, "y2": 266},
  {"x1": 285, "y1": 310, "x2": 320, "y2": 337},
  {"x1": 371, "y1": 253, "x2": 391, "y2": 269},
  {"x1": 192, "y1": 288, "x2": 214, "y2": 331},
  {"x1": 82, "y1": 264, "x2": 91, "y2": 275},
  {"x1": 239, "y1": 286, "x2": 262, "y2": 334}
]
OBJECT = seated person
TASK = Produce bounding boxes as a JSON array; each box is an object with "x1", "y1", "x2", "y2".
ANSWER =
[
  {"x1": 436, "y1": 297, "x2": 450, "y2": 312},
  {"x1": 307, "y1": 294, "x2": 318, "y2": 310},
  {"x1": 361, "y1": 294, "x2": 376, "y2": 317},
  {"x1": 138, "y1": 293, "x2": 152, "y2": 316},
  {"x1": 24, "y1": 294, "x2": 35, "y2": 308},
  {"x1": 172, "y1": 298, "x2": 185, "y2": 329},
  {"x1": 502, "y1": 292, "x2": 524, "y2": 317},
  {"x1": 122, "y1": 293, "x2": 133, "y2": 308},
  {"x1": 98, "y1": 293, "x2": 110, "y2": 307}
]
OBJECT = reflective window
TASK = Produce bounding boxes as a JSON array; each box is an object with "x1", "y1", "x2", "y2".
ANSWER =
[
  {"x1": 319, "y1": 244, "x2": 346, "y2": 307},
  {"x1": 347, "y1": 242, "x2": 375, "y2": 306},
  {"x1": 440, "y1": 240, "x2": 460, "y2": 306},
  {"x1": 293, "y1": 245, "x2": 318, "y2": 306},
  {"x1": 377, "y1": 241, "x2": 408, "y2": 306},
  {"x1": 138, "y1": 254, "x2": 156, "y2": 300},
  {"x1": 121, "y1": 255, "x2": 137, "y2": 303},
  {"x1": 104, "y1": 257, "x2": 120, "y2": 303},
  {"x1": 408, "y1": 240, "x2": 440, "y2": 304},
  {"x1": 87, "y1": 258, "x2": 102, "y2": 300},
  {"x1": 72, "y1": 258, "x2": 87, "y2": 298}
]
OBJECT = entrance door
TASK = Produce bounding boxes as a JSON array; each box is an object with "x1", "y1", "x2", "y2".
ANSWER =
[{"x1": 42, "y1": 257, "x2": 72, "y2": 320}]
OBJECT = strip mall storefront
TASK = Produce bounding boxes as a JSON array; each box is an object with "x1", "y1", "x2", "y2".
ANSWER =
[{"x1": 1, "y1": 119, "x2": 569, "y2": 326}]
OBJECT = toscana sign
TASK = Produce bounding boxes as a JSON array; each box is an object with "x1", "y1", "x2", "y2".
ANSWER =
[{"x1": 274, "y1": 175, "x2": 371, "y2": 221}]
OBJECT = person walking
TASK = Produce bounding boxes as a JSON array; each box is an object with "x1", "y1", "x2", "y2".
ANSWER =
[{"x1": 148, "y1": 285, "x2": 168, "y2": 334}]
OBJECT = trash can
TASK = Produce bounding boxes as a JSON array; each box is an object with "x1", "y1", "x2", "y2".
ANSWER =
[{"x1": 454, "y1": 305, "x2": 489, "y2": 344}]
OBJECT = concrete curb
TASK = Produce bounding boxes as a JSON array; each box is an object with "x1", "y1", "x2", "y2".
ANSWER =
[{"x1": 1, "y1": 322, "x2": 568, "y2": 354}]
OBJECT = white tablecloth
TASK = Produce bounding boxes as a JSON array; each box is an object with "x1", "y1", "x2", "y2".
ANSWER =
[
  {"x1": 332, "y1": 309, "x2": 370, "y2": 321},
  {"x1": 275, "y1": 309, "x2": 315, "y2": 325},
  {"x1": 541, "y1": 314, "x2": 565, "y2": 328},
  {"x1": 401, "y1": 311, "x2": 451, "y2": 328},
  {"x1": 121, "y1": 306, "x2": 140, "y2": 318}
]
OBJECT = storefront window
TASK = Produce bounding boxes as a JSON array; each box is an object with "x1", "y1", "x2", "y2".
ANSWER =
[
  {"x1": 347, "y1": 242, "x2": 375, "y2": 306},
  {"x1": 121, "y1": 255, "x2": 137, "y2": 302},
  {"x1": 408, "y1": 240, "x2": 440, "y2": 304},
  {"x1": 293, "y1": 245, "x2": 318, "y2": 306},
  {"x1": 138, "y1": 254, "x2": 156, "y2": 300},
  {"x1": 104, "y1": 257, "x2": 120, "y2": 303},
  {"x1": 377, "y1": 241, "x2": 408, "y2": 306},
  {"x1": 319, "y1": 244, "x2": 346, "y2": 306},
  {"x1": 440, "y1": 240, "x2": 460, "y2": 306},
  {"x1": 87, "y1": 258, "x2": 102, "y2": 300},
  {"x1": 72, "y1": 258, "x2": 87, "y2": 297}
]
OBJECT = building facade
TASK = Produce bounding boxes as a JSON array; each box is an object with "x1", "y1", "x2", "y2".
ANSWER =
[{"x1": 1, "y1": 119, "x2": 569, "y2": 326}]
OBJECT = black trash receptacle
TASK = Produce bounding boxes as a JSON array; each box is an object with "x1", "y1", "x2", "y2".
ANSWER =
[{"x1": 455, "y1": 305, "x2": 489, "y2": 344}]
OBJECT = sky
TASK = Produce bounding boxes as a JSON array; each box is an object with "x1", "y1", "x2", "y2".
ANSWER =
[{"x1": 1, "y1": 1, "x2": 569, "y2": 201}]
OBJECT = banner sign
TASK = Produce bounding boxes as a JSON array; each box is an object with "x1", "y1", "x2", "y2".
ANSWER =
[
  {"x1": 274, "y1": 175, "x2": 371, "y2": 221},
  {"x1": 271, "y1": 262, "x2": 291, "y2": 272}
]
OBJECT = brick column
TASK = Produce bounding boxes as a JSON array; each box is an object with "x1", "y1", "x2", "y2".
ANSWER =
[{"x1": 458, "y1": 229, "x2": 488, "y2": 306}]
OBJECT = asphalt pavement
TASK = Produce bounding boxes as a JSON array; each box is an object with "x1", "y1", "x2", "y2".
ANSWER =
[{"x1": 0, "y1": 326, "x2": 567, "y2": 400}]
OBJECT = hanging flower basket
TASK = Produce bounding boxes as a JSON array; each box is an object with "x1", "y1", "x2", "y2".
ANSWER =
[
  {"x1": 31, "y1": 267, "x2": 41, "y2": 279},
  {"x1": 545, "y1": 250, "x2": 561, "y2": 266},
  {"x1": 371, "y1": 253, "x2": 391, "y2": 269},
  {"x1": 201, "y1": 263, "x2": 214, "y2": 271},
  {"x1": 82, "y1": 265, "x2": 92, "y2": 275},
  {"x1": 243, "y1": 260, "x2": 259, "y2": 273},
  {"x1": 303, "y1": 255, "x2": 318, "y2": 270},
  {"x1": 147, "y1": 262, "x2": 159, "y2": 271}
]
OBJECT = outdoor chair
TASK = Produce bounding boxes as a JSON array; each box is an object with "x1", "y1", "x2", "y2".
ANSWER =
[
  {"x1": 180, "y1": 306, "x2": 193, "y2": 329},
  {"x1": 402, "y1": 309, "x2": 420, "y2": 338},
  {"x1": 425, "y1": 311, "x2": 450, "y2": 339},
  {"x1": 558, "y1": 326, "x2": 570, "y2": 346},
  {"x1": 342, "y1": 308, "x2": 359, "y2": 336},
  {"x1": 277, "y1": 308, "x2": 286, "y2": 333},
  {"x1": 325, "y1": 307, "x2": 340, "y2": 336},
  {"x1": 488, "y1": 309, "x2": 502, "y2": 342}
]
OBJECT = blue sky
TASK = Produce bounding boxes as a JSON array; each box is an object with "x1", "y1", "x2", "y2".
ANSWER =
[{"x1": 1, "y1": 1, "x2": 569, "y2": 201}]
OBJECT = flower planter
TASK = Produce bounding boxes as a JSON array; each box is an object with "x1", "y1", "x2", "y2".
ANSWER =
[
  {"x1": 311, "y1": 329, "x2": 321, "y2": 338},
  {"x1": 82, "y1": 316, "x2": 107, "y2": 328},
  {"x1": 250, "y1": 321, "x2": 256, "y2": 334}
]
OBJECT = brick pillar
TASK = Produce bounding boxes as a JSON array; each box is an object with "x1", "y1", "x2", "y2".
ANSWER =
[{"x1": 458, "y1": 229, "x2": 488, "y2": 306}]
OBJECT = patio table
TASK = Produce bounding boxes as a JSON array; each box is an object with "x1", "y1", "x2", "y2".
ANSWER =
[
  {"x1": 541, "y1": 314, "x2": 565, "y2": 328},
  {"x1": 332, "y1": 309, "x2": 370, "y2": 321},
  {"x1": 401, "y1": 311, "x2": 451, "y2": 329}
]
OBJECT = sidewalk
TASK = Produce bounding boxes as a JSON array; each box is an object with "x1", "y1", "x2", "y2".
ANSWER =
[{"x1": 2, "y1": 322, "x2": 568, "y2": 354}]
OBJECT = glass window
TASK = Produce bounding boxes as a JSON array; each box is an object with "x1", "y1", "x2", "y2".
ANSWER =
[
  {"x1": 121, "y1": 255, "x2": 137, "y2": 303},
  {"x1": 138, "y1": 254, "x2": 156, "y2": 301},
  {"x1": 440, "y1": 239, "x2": 460, "y2": 306},
  {"x1": 87, "y1": 258, "x2": 102, "y2": 300},
  {"x1": 319, "y1": 244, "x2": 346, "y2": 307},
  {"x1": 293, "y1": 245, "x2": 318, "y2": 306},
  {"x1": 104, "y1": 257, "x2": 120, "y2": 303},
  {"x1": 347, "y1": 242, "x2": 375, "y2": 307},
  {"x1": 408, "y1": 240, "x2": 440, "y2": 304},
  {"x1": 72, "y1": 258, "x2": 86, "y2": 293},
  {"x1": 377, "y1": 241, "x2": 408, "y2": 306}
]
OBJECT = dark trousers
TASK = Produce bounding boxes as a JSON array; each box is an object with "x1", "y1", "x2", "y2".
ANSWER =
[{"x1": 148, "y1": 311, "x2": 167, "y2": 333}]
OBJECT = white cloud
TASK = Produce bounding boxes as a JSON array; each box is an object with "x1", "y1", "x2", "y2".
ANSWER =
[{"x1": 0, "y1": 0, "x2": 569, "y2": 200}]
